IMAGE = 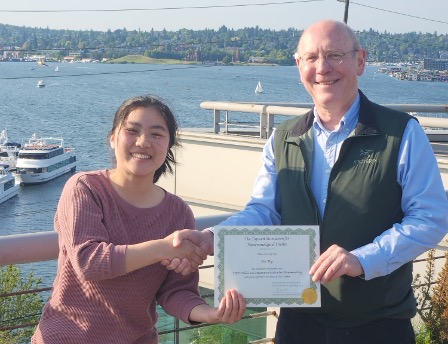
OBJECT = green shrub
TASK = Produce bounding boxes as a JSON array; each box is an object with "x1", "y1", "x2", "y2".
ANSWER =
[
  {"x1": 413, "y1": 249, "x2": 448, "y2": 344},
  {"x1": 0, "y1": 265, "x2": 44, "y2": 344}
]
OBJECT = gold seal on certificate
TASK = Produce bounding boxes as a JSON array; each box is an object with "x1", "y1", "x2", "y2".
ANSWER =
[
  {"x1": 214, "y1": 226, "x2": 321, "y2": 308},
  {"x1": 301, "y1": 288, "x2": 318, "y2": 305}
]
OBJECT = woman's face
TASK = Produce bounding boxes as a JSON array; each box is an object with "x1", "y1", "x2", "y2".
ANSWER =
[{"x1": 110, "y1": 106, "x2": 170, "y2": 181}]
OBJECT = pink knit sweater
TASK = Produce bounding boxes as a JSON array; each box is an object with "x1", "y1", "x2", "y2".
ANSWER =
[{"x1": 32, "y1": 170, "x2": 207, "y2": 344}]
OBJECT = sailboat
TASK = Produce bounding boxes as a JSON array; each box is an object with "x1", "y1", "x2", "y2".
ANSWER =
[
  {"x1": 55, "y1": 66, "x2": 59, "y2": 72},
  {"x1": 255, "y1": 81, "x2": 263, "y2": 93}
]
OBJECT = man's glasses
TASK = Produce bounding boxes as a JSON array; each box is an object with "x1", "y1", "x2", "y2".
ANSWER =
[{"x1": 293, "y1": 50, "x2": 358, "y2": 68}]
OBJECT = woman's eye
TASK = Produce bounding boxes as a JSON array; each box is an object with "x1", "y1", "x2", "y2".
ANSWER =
[{"x1": 125, "y1": 127, "x2": 138, "y2": 134}]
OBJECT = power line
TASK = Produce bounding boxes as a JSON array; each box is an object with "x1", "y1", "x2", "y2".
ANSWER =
[
  {"x1": 352, "y1": 2, "x2": 448, "y2": 26},
  {"x1": 0, "y1": 1, "x2": 446, "y2": 27},
  {"x1": 0, "y1": 64, "x2": 218, "y2": 81},
  {"x1": 0, "y1": 1, "x2": 323, "y2": 13}
]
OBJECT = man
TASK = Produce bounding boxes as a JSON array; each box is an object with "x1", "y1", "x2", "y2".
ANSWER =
[{"x1": 164, "y1": 20, "x2": 448, "y2": 343}]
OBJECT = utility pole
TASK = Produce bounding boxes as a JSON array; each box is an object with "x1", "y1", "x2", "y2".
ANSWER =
[{"x1": 337, "y1": 0, "x2": 350, "y2": 23}]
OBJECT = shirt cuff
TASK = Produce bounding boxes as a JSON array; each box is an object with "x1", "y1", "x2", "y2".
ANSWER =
[{"x1": 351, "y1": 242, "x2": 386, "y2": 280}]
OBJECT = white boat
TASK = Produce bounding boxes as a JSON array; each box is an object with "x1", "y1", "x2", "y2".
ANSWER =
[
  {"x1": 36, "y1": 80, "x2": 45, "y2": 88},
  {"x1": 36, "y1": 58, "x2": 46, "y2": 66},
  {"x1": 255, "y1": 81, "x2": 263, "y2": 93},
  {"x1": 55, "y1": 66, "x2": 59, "y2": 72},
  {"x1": 0, "y1": 164, "x2": 19, "y2": 204},
  {"x1": 15, "y1": 134, "x2": 77, "y2": 185},
  {"x1": 0, "y1": 129, "x2": 21, "y2": 169}
]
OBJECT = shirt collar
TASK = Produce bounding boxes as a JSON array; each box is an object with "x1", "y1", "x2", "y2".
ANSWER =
[{"x1": 313, "y1": 93, "x2": 360, "y2": 135}]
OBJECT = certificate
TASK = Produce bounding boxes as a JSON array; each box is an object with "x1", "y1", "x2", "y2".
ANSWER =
[{"x1": 214, "y1": 226, "x2": 320, "y2": 307}]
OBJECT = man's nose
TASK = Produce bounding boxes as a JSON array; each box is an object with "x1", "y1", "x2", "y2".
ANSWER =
[{"x1": 315, "y1": 56, "x2": 332, "y2": 72}]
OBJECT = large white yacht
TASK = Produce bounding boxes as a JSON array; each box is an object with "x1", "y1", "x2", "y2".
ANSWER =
[
  {"x1": 0, "y1": 164, "x2": 19, "y2": 204},
  {"x1": 0, "y1": 129, "x2": 21, "y2": 169},
  {"x1": 15, "y1": 134, "x2": 77, "y2": 185}
]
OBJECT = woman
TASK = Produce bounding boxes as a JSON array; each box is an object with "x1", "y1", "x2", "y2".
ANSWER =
[{"x1": 32, "y1": 95, "x2": 245, "y2": 343}]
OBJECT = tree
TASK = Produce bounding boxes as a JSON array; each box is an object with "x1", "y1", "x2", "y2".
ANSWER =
[
  {"x1": 0, "y1": 265, "x2": 44, "y2": 344},
  {"x1": 222, "y1": 55, "x2": 231, "y2": 65}
]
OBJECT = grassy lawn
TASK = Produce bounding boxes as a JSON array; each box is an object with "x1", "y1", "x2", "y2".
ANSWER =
[{"x1": 108, "y1": 55, "x2": 198, "y2": 64}]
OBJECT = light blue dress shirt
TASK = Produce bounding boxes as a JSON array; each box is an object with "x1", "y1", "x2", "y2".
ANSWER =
[{"x1": 219, "y1": 94, "x2": 448, "y2": 280}]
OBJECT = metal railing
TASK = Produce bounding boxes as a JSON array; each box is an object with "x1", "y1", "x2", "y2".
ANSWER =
[{"x1": 200, "y1": 101, "x2": 448, "y2": 139}]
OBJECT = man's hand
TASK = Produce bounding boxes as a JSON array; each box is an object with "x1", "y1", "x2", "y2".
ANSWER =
[
  {"x1": 161, "y1": 231, "x2": 208, "y2": 268},
  {"x1": 309, "y1": 244, "x2": 364, "y2": 284},
  {"x1": 161, "y1": 229, "x2": 214, "y2": 275}
]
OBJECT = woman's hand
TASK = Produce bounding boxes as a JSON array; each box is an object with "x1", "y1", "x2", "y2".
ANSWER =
[
  {"x1": 161, "y1": 231, "x2": 208, "y2": 268},
  {"x1": 124, "y1": 230, "x2": 207, "y2": 273},
  {"x1": 161, "y1": 229, "x2": 214, "y2": 275},
  {"x1": 189, "y1": 289, "x2": 246, "y2": 324}
]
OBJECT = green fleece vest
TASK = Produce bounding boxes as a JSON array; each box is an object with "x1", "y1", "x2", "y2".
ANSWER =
[{"x1": 274, "y1": 91, "x2": 417, "y2": 327}]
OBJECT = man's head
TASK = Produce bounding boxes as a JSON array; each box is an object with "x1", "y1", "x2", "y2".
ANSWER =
[{"x1": 295, "y1": 20, "x2": 366, "y2": 114}]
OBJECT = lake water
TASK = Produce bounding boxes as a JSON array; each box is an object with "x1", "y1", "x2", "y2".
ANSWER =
[{"x1": 0, "y1": 61, "x2": 447, "y2": 287}]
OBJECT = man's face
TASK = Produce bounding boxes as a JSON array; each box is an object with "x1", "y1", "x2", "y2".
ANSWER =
[{"x1": 296, "y1": 21, "x2": 366, "y2": 112}]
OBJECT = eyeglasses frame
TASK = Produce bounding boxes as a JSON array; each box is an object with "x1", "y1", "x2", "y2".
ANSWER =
[{"x1": 293, "y1": 50, "x2": 359, "y2": 67}]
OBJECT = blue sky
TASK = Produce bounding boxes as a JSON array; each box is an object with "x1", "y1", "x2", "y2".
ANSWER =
[{"x1": 1, "y1": 0, "x2": 447, "y2": 34}]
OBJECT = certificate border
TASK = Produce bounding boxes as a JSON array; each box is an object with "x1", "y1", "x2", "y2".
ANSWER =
[{"x1": 215, "y1": 226, "x2": 319, "y2": 306}]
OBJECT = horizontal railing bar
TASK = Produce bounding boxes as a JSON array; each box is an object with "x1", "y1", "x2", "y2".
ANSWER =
[
  {"x1": 0, "y1": 231, "x2": 58, "y2": 266},
  {"x1": 413, "y1": 255, "x2": 446, "y2": 263},
  {"x1": 0, "y1": 214, "x2": 231, "y2": 266},
  {"x1": 413, "y1": 281, "x2": 437, "y2": 288},
  {"x1": 248, "y1": 338, "x2": 275, "y2": 344},
  {"x1": 1, "y1": 217, "x2": 447, "y2": 267},
  {"x1": 0, "y1": 322, "x2": 39, "y2": 332},
  {"x1": 0, "y1": 287, "x2": 52, "y2": 298},
  {"x1": 201, "y1": 101, "x2": 448, "y2": 114},
  {"x1": 201, "y1": 101, "x2": 311, "y2": 116},
  {"x1": 158, "y1": 310, "x2": 276, "y2": 335},
  {"x1": 247, "y1": 102, "x2": 448, "y2": 114},
  {"x1": 201, "y1": 102, "x2": 448, "y2": 136}
]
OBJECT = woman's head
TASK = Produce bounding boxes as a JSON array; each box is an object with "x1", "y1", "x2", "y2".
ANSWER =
[{"x1": 108, "y1": 95, "x2": 179, "y2": 183}]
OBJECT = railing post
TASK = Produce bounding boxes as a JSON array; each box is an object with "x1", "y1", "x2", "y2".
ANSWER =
[
  {"x1": 225, "y1": 111, "x2": 229, "y2": 134},
  {"x1": 260, "y1": 106, "x2": 268, "y2": 139},
  {"x1": 267, "y1": 113, "x2": 274, "y2": 138},
  {"x1": 175, "y1": 318, "x2": 180, "y2": 344},
  {"x1": 213, "y1": 109, "x2": 221, "y2": 134}
]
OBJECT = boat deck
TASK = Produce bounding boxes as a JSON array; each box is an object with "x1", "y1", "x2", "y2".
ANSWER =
[{"x1": 23, "y1": 145, "x2": 60, "y2": 150}]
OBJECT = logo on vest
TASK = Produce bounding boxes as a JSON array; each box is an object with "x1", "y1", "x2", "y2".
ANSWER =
[{"x1": 354, "y1": 149, "x2": 377, "y2": 166}]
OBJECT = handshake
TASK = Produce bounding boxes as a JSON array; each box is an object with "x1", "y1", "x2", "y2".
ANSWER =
[
  {"x1": 160, "y1": 228, "x2": 246, "y2": 324},
  {"x1": 161, "y1": 228, "x2": 214, "y2": 275}
]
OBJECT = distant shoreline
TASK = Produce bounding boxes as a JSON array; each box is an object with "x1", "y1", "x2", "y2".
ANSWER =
[{"x1": 107, "y1": 55, "x2": 278, "y2": 66}]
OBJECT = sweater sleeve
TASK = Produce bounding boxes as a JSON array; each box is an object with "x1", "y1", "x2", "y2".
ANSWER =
[
  {"x1": 55, "y1": 175, "x2": 127, "y2": 281},
  {"x1": 155, "y1": 204, "x2": 208, "y2": 323}
]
